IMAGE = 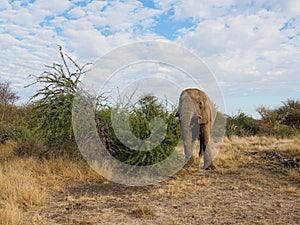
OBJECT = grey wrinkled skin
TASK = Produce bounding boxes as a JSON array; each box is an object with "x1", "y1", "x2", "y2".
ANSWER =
[{"x1": 178, "y1": 88, "x2": 217, "y2": 169}]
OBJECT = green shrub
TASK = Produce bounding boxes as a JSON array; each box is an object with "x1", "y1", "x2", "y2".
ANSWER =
[
  {"x1": 96, "y1": 95, "x2": 181, "y2": 167},
  {"x1": 277, "y1": 124, "x2": 299, "y2": 138},
  {"x1": 277, "y1": 99, "x2": 300, "y2": 130},
  {"x1": 257, "y1": 100, "x2": 300, "y2": 137},
  {"x1": 226, "y1": 111, "x2": 260, "y2": 137},
  {"x1": 13, "y1": 125, "x2": 47, "y2": 157}
]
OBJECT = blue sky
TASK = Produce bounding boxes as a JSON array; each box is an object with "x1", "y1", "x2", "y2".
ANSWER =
[{"x1": 0, "y1": 0, "x2": 299, "y2": 118}]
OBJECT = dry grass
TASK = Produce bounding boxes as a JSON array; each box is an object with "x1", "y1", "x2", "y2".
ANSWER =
[
  {"x1": 0, "y1": 164, "x2": 46, "y2": 207},
  {"x1": 216, "y1": 135, "x2": 300, "y2": 167},
  {"x1": 0, "y1": 203, "x2": 25, "y2": 225},
  {"x1": 288, "y1": 169, "x2": 300, "y2": 182},
  {"x1": 0, "y1": 159, "x2": 45, "y2": 225},
  {"x1": 279, "y1": 184, "x2": 299, "y2": 193},
  {"x1": 0, "y1": 136, "x2": 299, "y2": 224},
  {"x1": 0, "y1": 142, "x2": 105, "y2": 225},
  {"x1": 0, "y1": 141, "x2": 15, "y2": 160}
]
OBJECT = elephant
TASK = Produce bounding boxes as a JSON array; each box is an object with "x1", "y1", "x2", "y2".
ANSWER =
[{"x1": 177, "y1": 88, "x2": 217, "y2": 169}]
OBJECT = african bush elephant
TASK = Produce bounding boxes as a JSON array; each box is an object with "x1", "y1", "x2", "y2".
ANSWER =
[{"x1": 178, "y1": 88, "x2": 217, "y2": 169}]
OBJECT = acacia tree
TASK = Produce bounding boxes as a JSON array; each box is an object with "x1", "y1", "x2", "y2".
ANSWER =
[
  {"x1": 257, "y1": 106, "x2": 287, "y2": 136},
  {"x1": 257, "y1": 100, "x2": 299, "y2": 137},
  {"x1": 278, "y1": 99, "x2": 300, "y2": 130},
  {"x1": 27, "y1": 46, "x2": 91, "y2": 151}
]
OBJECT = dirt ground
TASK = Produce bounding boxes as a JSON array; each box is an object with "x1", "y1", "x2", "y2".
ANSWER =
[{"x1": 31, "y1": 139, "x2": 300, "y2": 225}]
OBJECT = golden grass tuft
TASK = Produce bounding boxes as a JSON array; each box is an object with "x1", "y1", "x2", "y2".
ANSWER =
[
  {"x1": 0, "y1": 160, "x2": 46, "y2": 208},
  {"x1": 130, "y1": 205, "x2": 155, "y2": 218},
  {"x1": 279, "y1": 184, "x2": 299, "y2": 193},
  {"x1": 0, "y1": 158, "x2": 46, "y2": 225},
  {"x1": 288, "y1": 169, "x2": 300, "y2": 182},
  {"x1": 0, "y1": 140, "x2": 16, "y2": 159},
  {"x1": 0, "y1": 202, "x2": 24, "y2": 225}
]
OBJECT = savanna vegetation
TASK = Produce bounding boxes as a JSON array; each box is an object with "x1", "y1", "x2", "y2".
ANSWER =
[{"x1": 0, "y1": 48, "x2": 299, "y2": 224}]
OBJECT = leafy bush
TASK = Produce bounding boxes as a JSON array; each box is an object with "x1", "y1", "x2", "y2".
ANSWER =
[
  {"x1": 277, "y1": 124, "x2": 299, "y2": 138},
  {"x1": 277, "y1": 99, "x2": 300, "y2": 130},
  {"x1": 13, "y1": 125, "x2": 47, "y2": 157},
  {"x1": 226, "y1": 111, "x2": 260, "y2": 137},
  {"x1": 257, "y1": 99, "x2": 300, "y2": 137},
  {"x1": 96, "y1": 95, "x2": 181, "y2": 167}
]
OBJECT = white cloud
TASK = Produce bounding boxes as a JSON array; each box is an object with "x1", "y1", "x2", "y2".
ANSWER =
[
  {"x1": 84, "y1": 0, "x2": 107, "y2": 12},
  {"x1": 173, "y1": 0, "x2": 237, "y2": 21},
  {"x1": 0, "y1": 1, "x2": 10, "y2": 11},
  {"x1": 153, "y1": 0, "x2": 178, "y2": 10},
  {"x1": 283, "y1": 1, "x2": 300, "y2": 14},
  {"x1": 32, "y1": 0, "x2": 72, "y2": 15},
  {"x1": 0, "y1": 33, "x2": 21, "y2": 49},
  {"x1": 67, "y1": 7, "x2": 86, "y2": 19},
  {"x1": 252, "y1": 0, "x2": 300, "y2": 15},
  {"x1": 99, "y1": 1, "x2": 159, "y2": 32}
]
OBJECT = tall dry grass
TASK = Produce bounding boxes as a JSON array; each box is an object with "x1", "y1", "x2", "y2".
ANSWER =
[{"x1": 0, "y1": 142, "x2": 104, "y2": 225}]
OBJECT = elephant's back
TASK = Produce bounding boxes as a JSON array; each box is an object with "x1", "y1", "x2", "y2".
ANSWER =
[
  {"x1": 182, "y1": 88, "x2": 206, "y2": 94},
  {"x1": 179, "y1": 88, "x2": 208, "y2": 101}
]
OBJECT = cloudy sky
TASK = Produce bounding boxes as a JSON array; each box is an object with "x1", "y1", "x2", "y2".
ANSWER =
[{"x1": 1, "y1": 0, "x2": 299, "y2": 117}]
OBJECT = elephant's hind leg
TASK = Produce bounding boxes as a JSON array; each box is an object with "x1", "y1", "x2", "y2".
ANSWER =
[
  {"x1": 199, "y1": 124, "x2": 209, "y2": 157},
  {"x1": 200, "y1": 124, "x2": 216, "y2": 170}
]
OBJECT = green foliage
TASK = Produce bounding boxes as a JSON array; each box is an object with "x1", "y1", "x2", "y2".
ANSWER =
[
  {"x1": 13, "y1": 125, "x2": 47, "y2": 157},
  {"x1": 96, "y1": 95, "x2": 181, "y2": 167},
  {"x1": 27, "y1": 46, "x2": 91, "y2": 151},
  {"x1": 31, "y1": 94, "x2": 74, "y2": 144},
  {"x1": 277, "y1": 124, "x2": 299, "y2": 138},
  {"x1": 257, "y1": 106, "x2": 285, "y2": 136},
  {"x1": 130, "y1": 95, "x2": 166, "y2": 140},
  {"x1": 257, "y1": 99, "x2": 300, "y2": 137},
  {"x1": 277, "y1": 99, "x2": 300, "y2": 130},
  {"x1": 226, "y1": 111, "x2": 260, "y2": 137}
]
